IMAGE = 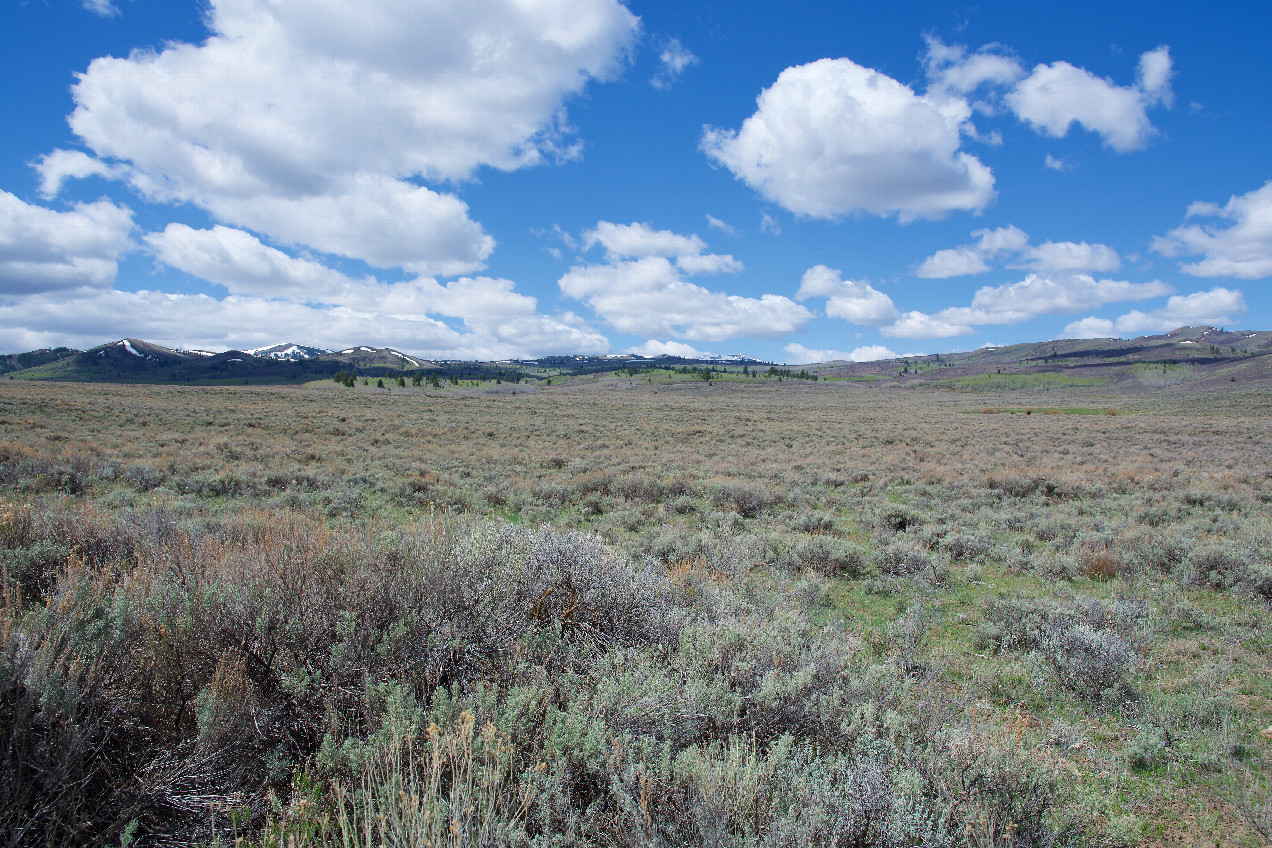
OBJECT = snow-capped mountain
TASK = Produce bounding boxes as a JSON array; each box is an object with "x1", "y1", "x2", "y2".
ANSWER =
[{"x1": 247, "y1": 343, "x2": 331, "y2": 361}]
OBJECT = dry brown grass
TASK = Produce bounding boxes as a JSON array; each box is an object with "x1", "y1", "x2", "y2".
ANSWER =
[{"x1": 1082, "y1": 550, "x2": 1122, "y2": 582}]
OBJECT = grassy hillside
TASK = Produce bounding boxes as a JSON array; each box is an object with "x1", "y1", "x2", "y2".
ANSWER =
[{"x1": 0, "y1": 376, "x2": 1269, "y2": 846}]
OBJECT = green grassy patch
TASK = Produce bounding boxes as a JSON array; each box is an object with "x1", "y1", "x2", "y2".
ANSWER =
[{"x1": 928, "y1": 371, "x2": 1112, "y2": 391}]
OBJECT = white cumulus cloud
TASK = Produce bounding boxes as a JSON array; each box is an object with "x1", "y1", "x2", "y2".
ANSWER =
[
  {"x1": 915, "y1": 225, "x2": 1028, "y2": 277},
  {"x1": 59, "y1": 0, "x2": 639, "y2": 275},
  {"x1": 1152, "y1": 181, "x2": 1272, "y2": 278},
  {"x1": 1062, "y1": 287, "x2": 1247, "y2": 338},
  {"x1": 560, "y1": 223, "x2": 811, "y2": 342},
  {"x1": 1137, "y1": 46, "x2": 1175, "y2": 106},
  {"x1": 628, "y1": 339, "x2": 710, "y2": 358},
  {"x1": 915, "y1": 246, "x2": 993, "y2": 279},
  {"x1": 585, "y1": 221, "x2": 706, "y2": 260},
  {"x1": 583, "y1": 221, "x2": 743, "y2": 275},
  {"x1": 1019, "y1": 241, "x2": 1121, "y2": 273},
  {"x1": 783, "y1": 342, "x2": 897, "y2": 364},
  {"x1": 880, "y1": 272, "x2": 1168, "y2": 340},
  {"x1": 0, "y1": 192, "x2": 134, "y2": 295},
  {"x1": 560, "y1": 256, "x2": 810, "y2": 342},
  {"x1": 141, "y1": 223, "x2": 609, "y2": 357},
  {"x1": 955, "y1": 273, "x2": 1169, "y2": 324},
  {"x1": 34, "y1": 149, "x2": 124, "y2": 198},
  {"x1": 145, "y1": 224, "x2": 367, "y2": 301},
  {"x1": 702, "y1": 57, "x2": 996, "y2": 221},
  {"x1": 923, "y1": 37, "x2": 1025, "y2": 98},
  {"x1": 916, "y1": 225, "x2": 1119, "y2": 277},
  {"x1": 1006, "y1": 46, "x2": 1173, "y2": 152},
  {"x1": 146, "y1": 223, "x2": 595, "y2": 337},
  {"x1": 882, "y1": 311, "x2": 975, "y2": 340},
  {"x1": 795, "y1": 265, "x2": 899, "y2": 326},
  {"x1": 1060, "y1": 317, "x2": 1117, "y2": 339}
]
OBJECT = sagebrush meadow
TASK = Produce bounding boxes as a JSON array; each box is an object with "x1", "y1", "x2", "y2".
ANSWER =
[{"x1": 1, "y1": 371, "x2": 1269, "y2": 846}]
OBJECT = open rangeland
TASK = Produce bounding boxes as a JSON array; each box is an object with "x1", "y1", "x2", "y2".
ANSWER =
[{"x1": 1, "y1": 375, "x2": 1270, "y2": 847}]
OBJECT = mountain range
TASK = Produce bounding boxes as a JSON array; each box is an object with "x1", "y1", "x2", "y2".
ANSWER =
[{"x1": 1, "y1": 326, "x2": 1269, "y2": 389}]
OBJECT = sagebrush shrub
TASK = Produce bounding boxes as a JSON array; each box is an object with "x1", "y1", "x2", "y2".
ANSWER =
[
  {"x1": 874, "y1": 539, "x2": 938, "y2": 577},
  {"x1": 782, "y1": 536, "x2": 870, "y2": 577},
  {"x1": 1041, "y1": 623, "x2": 1135, "y2": 702}
]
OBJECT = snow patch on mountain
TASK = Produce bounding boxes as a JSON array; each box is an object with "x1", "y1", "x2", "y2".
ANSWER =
[
  {"x1": 247, "y1": 343, "x2": 330, "y2": 361},
  {"x1": 386, "y1": 349, "x2": 422, "y2": 367}
]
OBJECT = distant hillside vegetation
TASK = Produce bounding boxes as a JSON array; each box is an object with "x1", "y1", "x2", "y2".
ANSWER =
[{"x1": 0, "y1": 347, "x2": 78, "y2": 375}]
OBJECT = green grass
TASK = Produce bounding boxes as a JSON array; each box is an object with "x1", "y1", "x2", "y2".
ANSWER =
[
  {"x1": 927, "y1": 371, "x2": 1112, "y2": 391},
  {"x1": 1132, "y1": 361, "x2": 1198, "y2": 387}
]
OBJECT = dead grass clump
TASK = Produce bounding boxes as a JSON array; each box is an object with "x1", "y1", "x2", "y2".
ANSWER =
[{"x1": 1082, "y1": 549, "x2": 1122, "y2": 581}]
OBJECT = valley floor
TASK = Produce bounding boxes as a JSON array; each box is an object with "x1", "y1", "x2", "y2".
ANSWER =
[{"x1": 0, "y1": 376, "x2": 1269, "y2": 846}]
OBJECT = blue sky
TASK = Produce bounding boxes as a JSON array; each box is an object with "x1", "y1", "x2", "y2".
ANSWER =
[{"x1": 1, "y1": 0, "x2": 1268, "y2": 362}]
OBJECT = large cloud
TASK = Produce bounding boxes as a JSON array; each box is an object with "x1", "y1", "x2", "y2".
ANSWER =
[
  {"x1": 795, "y1": 265, "x2": 899, "y2": 325},
  {"x1": 1152, "y1": 181, "x2": 1272, "y2": 279},
  {"x1": 56, "y1": 0, "x2": 639, "y2": 274},
  {"x1": 1062, "y1": 287, "x2": 1247, "y2": 338},
  {"x1": 0, "y1": 191, "x2": 134, "y2": 295},
  {"x1": 702, "y1": 58, "x2": 996, "y2": 221},
  {"x1": 1005, "y1": 46, "x2": 1173, "y2": 152},
  {"x1": 702, "y1": 42, "x2": 1172, "y2": 222},
  {"x1": 560, "y1": 222, "x2": 811, "y2": 342}
]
